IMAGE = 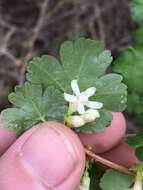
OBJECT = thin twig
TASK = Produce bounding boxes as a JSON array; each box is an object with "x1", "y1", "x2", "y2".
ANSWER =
[
  {"x1": 126, "y1": 133, "x2": 136, "y2": 138},
  {"x1": 85, "y1": 148, "x2": 134, "y2": 176},
  {"x1": 0, "y1": 69, "x2": 19, "y2": 81},
  {"x1": 18, "y1": 0, "x2": 50, "y2": 84}
]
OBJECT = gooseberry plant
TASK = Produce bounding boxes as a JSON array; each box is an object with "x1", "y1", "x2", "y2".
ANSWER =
[
  {"x1": 113, "y1": 0, "x2": 143, "y2": 118},
  {"x1": 1, "y1": 37, "x2": 143, "y2": 190},
  {"x1": 112, "y1": 0, "x2": 143, "y2": 176}
]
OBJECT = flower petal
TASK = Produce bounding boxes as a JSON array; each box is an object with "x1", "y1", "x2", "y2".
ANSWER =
[
  {"x1": 77, "y1": 103, "x2": 85, "y2": 114},
  {"x1": 79, "y1": 93, "x2": 88, "y2": 102},
  {"x1": 71, "y1": 80, "x2": 80, "y2": 95},
  {"x1": 64, "y1": 93, "x2": 77, "y2": 102},
  {"x1": 85, "y1": 101, "x2": 103, "y2": 109},
  {"x1": 83, "y1": 87, "x2": 96, "y2": 98}
]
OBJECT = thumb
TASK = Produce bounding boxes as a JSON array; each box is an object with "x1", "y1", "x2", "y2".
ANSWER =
[
  {"x1": 0, "y1": 115, "x2": 16, "y2": 156},
  {"x1": 0, "y1": 122, "x2": 85, "y2": 190}
]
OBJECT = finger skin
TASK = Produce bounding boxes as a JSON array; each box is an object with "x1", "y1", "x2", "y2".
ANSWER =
[
  {"x1": 0, "y1": 122, "x2": 85, "y2": 190},
  {"x1": 0, "y1": 115, "x2": 16, "y2": 156},
  {"x1": 100, "y1": 142, "x2": 138, "y2": 168},
  {"x1": 78, "y1": 112, "x2": 126, "y2": 153}
]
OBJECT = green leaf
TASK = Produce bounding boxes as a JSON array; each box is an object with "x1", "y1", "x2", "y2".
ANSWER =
[
  {"x1": 126, "y1": 132, "x2": 143, "y2": 161},
  {"x1": 136, "y1": 147, "x2": 143, "y2": 161},
  {"x1": 26, "y1": 38, "x2": 127, "y2": 133},
  {"x1": 135, "y1": 26, "x2": 143, "y2": 45},
  {"x1": 94, "y1": 74, "x2": 127, "y2": 112},
  {"x1": 27, "y1": 55, "x2": 66, "y2": 92},
  {"x1": 76, "y1": 74, "x2": 126, "y2": 132},
  {"x1": 127, "y1": 92, "x2": 143, "y2": 114},
  {"x1": 1, "y1": 83, "x2": 67, "y2": 132},
  {"x1": 113, "y1": 47, "x2": 143, "y2": 93},
  {"x1": 113, "y1": 47, "x2": 143, "y2": 115},
  {"x1": 100, "y1": 169, "x2": 134, "y2": 190},
  {"x1": 126, "y1": 132, "x2": 143, "y2": 148},
  {"x1": 1, "y1": 38, "x2": 127, "y2": 133},
  {"x1": 27, "y1": 38, "x2": 113, "y2": 92},
  {"x1": 76, "y1": 109, "x2": 112, "y2": 133},
  {"x1": 60, "y1": 39, "x2": 112, "y2": 85},
  {"x1": 131, "y1": 0, "x2": 143, "y2": 24},
  {"x1": 89, "y1": 163, "x2": 104, "y2": 190}
]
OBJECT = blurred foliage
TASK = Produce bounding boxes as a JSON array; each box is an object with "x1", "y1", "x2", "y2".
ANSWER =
[
  {"x1": 131, "y1": 0, "x2": 143, "y2": 24},
  {"x1": 134, "y1": 26, "x2": 143, "y2": 45},
  {"x1": 89, "y1": 163, "x2": 104, "y2": 190},
  {"x1": 113, "y1": 0, "x2": 143, "y2": 128},
  {"x1": 113, "y1": 47, "x2": 143, "y2": 115},
  {"x1": 131, "y1": 0, "x2": 143, "y2": 46}
]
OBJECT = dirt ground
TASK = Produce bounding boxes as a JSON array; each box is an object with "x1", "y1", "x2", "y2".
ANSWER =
[{"x1": 0, "y1": 0, "x2": 135, "y2": 111}]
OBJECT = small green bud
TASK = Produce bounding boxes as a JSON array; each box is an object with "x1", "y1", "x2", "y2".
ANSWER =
[
  {"x1": 68, "y1": 103, "x2": 77, "y2": 113},
  {"x1": 81, "y1": 109, "x2": 100, "y2": 123},
  {"x1": 68, "y1": 115, "x2": 85, "y2": 128},
  {"x1": 78, "y1": 171, "x2": 90, "y2": 190}
]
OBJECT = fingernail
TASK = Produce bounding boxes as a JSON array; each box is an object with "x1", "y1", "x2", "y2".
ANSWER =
[{"x1": 20, "y1": 123, "x2": 77, "y2": 188}]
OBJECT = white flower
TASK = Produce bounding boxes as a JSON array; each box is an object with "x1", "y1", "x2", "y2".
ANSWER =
[
  {"x1": 64, "y1": 80, "x2": 103, "y2": 114},
  {"x1": 81, "y1": 109, "x2": 100, "y2": 123},
  {"x1": 68, "y1": 115, "x2": 85, "y2": 128}
]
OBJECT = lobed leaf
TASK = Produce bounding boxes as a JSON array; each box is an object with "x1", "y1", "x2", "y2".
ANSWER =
[
  {"x1": 100, "y1": 169, "x2": 134, "y2": 190},
  {"x1": 1, "y1": 83, "x2": 67, "y2": 132},
  {"x1": 94, "y1": 74, "x2": 127, "y2": 112},
  {"x1": 60, "y1": 39, "x2": 112, "y2": 85},
  {"x1": 27, "y1": 38, "x2": 113, "y2": 92},
  {"x1": 113, "y1": 47, "x2": 143, "y2": 115},
  {"x1": 126, "y1": 132, "x2": 143, "y2": 161},
  {"x1": 126, "y1": 132, "x2": 143, "y2": 148},
  {"x1": 27, "y1": 38, "x2": 126, "y2": 132},
  {"x1": 2, "y1": 38, "x2": 127, "y2": 133},
  {"x1": 27, "y1": 55, "x2": 66, "y2": 92}
]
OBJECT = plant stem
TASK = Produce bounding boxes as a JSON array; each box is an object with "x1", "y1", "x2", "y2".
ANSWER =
[{"x1": 85, "y1": 148, "x2": 134, "y2": 176}]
